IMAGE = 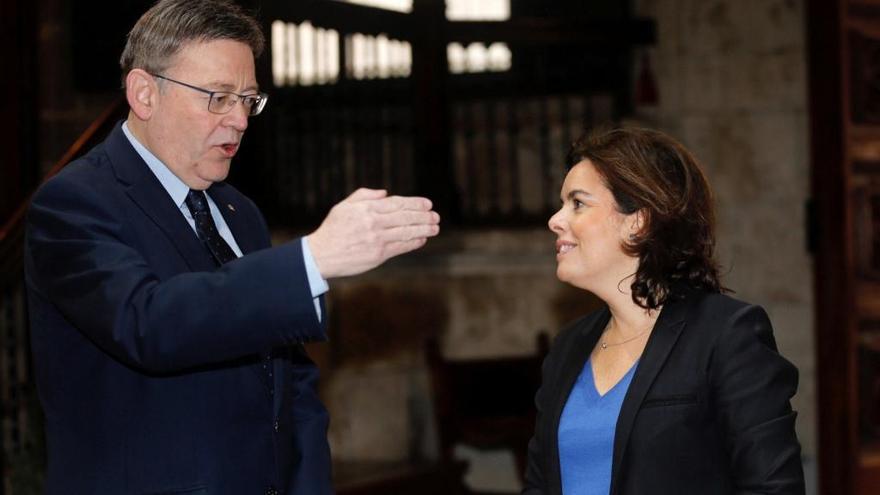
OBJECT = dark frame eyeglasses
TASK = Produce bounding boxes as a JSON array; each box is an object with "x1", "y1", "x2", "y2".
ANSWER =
[{"x1": 152, "y1": 74, "x2": 268, "y2": 116}]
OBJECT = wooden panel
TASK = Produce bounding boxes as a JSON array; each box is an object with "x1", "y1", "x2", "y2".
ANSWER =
[
  {"x1": 850, "y1": 130, "x2": 880, "y2": 161},
  {"x1": 850, "y1": 0, "x2": 880, "y2": 19},
  {"x1": 850, "y1": 23, "x2": 880, "y2": 490},
  {"x1": 445, "y1": 18, "x2": 655, "y2": 45},
  {"x1": 853, "y1": 170, "x2": 880, "y2": 281},
  {"x1": 857, "y1": 281, "x2": 880, "y2": 318},
  {"x1": 850, "y1": 30, "x2": 880, "y2": 125},
  {"x1": 860, "y1": 322, "x2": 880, "y2": 445},
  {"x1": 858, "y1": 442, "x2": 880, "y2": 494},
  {"x1": 808, "y1": 0, "x2": 855, "y2": 492}
]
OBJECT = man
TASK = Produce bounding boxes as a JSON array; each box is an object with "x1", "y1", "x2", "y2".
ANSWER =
[{"x1": 23, "y1": 1, "x2": 440, "y2": 494}]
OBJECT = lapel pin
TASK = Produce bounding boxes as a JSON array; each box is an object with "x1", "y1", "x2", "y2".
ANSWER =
[{"x1": 227, "y1": 204, "x2": 236, "y2": 212}]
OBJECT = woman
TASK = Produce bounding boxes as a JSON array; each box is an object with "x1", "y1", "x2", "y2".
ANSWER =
[{"x1": 523, "y1": 127, "x2": 804, "y2": 495}]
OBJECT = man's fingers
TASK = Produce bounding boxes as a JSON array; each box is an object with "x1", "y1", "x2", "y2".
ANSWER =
[
  {"x1": 311, "y1": 190, "x2": 439, "y2": 278},
  {"x1": 383, "y1": 238, "x2": 429, "y2": 259},
  {"x1": 373, "y1": 210, "x2": 440, "y2": 229},
  {"x1": 369, "y1": 195, "x2": 433, "y2": 213},
  {"x1": 346, "y1": 188, "x2": 387, "y2": 202},
  {"x1": 380, "y1": 224, "x2": 440, "y2": 243}
]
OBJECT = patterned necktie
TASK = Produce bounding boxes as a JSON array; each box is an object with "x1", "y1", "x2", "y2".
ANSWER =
[
  {"x1": 186, "y1": 190, "x2": 274, "y2": 383},
  {"x1": 185, "y1": 189, "x2": 237, "y2": 266}
]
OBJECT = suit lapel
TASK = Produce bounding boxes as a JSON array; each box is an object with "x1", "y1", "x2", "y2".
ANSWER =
[
  {"x1": 207, "y1": 183, "x2": 265, "y2": 255},
  {"x1": 105, "y1": 123, "x2": 216, "y2": 272},
  {"x1": 610, "y1": 297, "x2": 688, "y2": 495}
]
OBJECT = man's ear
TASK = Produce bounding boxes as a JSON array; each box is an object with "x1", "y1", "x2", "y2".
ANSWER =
[{"x1": 125, "y1": 69, "x2": 158, "y2": 121}]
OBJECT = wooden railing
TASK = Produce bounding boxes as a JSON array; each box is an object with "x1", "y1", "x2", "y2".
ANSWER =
[
  {"x1": 0, "y1": 97, "x2": 126, "y2": 492},
  {"x1": 0, "y1": 99, "x2": 127, "y2": 293}
]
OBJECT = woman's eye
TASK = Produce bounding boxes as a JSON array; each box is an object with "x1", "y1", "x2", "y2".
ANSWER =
[{"x1": 573, "y1": 199, "x2": 584, "y2": 209}]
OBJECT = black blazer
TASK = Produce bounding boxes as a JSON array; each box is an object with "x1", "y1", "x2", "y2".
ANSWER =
[{"x1": 523, "y1": 290, "x2": 804, "y2": 495}]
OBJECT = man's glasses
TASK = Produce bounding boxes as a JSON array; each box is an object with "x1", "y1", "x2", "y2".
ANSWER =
[{"x1": 152, "y1": 74, "x2": 268, "y2": 116}]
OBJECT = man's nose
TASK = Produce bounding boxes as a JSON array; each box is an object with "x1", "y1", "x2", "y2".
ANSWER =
[{"x1": 224, "y1": 99, "x2": 250, "y2": 131}]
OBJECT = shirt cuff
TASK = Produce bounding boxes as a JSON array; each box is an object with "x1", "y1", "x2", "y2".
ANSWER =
[{"x1": 301, "y1": 237, "x2": 329, "y2": 298}]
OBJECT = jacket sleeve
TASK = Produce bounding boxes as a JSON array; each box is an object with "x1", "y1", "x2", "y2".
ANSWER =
[
  {"x1": 522, "y1": 392, "x2": 549, "y2": 494},
  {"x1": 25, "y1": 172, "x2": 327, "y2": 374},
  {"x1": 710, "y1": 304, "x2": 805, "y2": 494}
]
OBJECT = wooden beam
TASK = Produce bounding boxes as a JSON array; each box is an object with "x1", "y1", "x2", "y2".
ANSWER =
[
  {"x1": 261, "y1": 0, "x2": 412, "y2": 39},
  {"x1": 445, "y1": 18, "x2": 655, "y2": 46}
]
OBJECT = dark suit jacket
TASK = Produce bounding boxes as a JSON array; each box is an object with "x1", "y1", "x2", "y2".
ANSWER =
[
  {"x1": 25, "y1": 122, "x2": 332, "y2": 495},
  {"x1": 523, "y1": 289, "x2": 804, "y2": 495}
]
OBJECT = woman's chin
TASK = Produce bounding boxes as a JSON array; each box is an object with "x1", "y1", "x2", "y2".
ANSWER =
[
  {"x1": 556, "y1": 268, "x2": 578, "y2": 286},
  {"x1": 555, "y1": 266, "x2": 567, "y2": 282}
]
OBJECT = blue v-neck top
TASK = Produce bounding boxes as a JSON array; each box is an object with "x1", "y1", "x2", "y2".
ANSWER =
[{"x1": 558, "y1": 358, "x2": 638, "y2": 495}]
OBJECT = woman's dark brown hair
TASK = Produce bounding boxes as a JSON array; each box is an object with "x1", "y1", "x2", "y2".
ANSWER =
[{"x1": 567, "y1": 126, "x2": 724, "y2": 309}]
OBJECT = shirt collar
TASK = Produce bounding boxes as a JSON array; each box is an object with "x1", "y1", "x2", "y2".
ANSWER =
[{"x1": 121, "y1": 120, "x2": 191, "y2": 209}]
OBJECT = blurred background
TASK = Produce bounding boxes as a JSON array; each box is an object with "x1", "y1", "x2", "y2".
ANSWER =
[{"x1": 0, "y1": 0, "x2": 870, "y2": 493}]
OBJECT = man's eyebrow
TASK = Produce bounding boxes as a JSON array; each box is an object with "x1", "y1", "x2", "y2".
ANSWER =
[{"x1": 207, "y1": 81, "x2": 259, "y2": 92}]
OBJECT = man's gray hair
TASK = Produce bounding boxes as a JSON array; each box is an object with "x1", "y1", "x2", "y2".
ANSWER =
[{"x1": 119, "y1": 0, "x2": 265, "y2": 87}]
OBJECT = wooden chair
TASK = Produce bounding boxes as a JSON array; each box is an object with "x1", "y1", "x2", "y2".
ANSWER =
[{"x1": 425, "y1": 333, "x2": 549, "y2": 491}]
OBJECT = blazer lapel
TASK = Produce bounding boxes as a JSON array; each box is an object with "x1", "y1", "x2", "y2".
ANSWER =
[
  {"x1": 105, "y1": 123, "x2": 216, "y2": 272},
  {"x1": 610, "y1": 297, "x2": 688, "y2": 495},
  {"x1": 548, "y1": 309, "x2": 609, "y2": 495}
]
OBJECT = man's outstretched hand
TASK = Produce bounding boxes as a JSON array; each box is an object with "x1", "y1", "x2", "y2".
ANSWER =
[{"x1": 306, "y1": 188, "x2": 441, "y2": 279}]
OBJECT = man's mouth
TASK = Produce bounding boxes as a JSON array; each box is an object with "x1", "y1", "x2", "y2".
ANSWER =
[{"x1": 218, "y1": 143, "x2": 239, "y2": 157}]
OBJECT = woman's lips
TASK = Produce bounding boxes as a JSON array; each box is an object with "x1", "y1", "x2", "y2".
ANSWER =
[{"x1": 556, "y1": 240, "x2": 576, "y2": 257}]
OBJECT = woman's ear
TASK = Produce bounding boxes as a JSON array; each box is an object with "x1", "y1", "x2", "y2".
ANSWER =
[
  {"x1": 125, "y1": 69, "x2": 158, "y2": 121},
  {"x1": 627, "y1": 209, "x2": 648, "y2": 240}
]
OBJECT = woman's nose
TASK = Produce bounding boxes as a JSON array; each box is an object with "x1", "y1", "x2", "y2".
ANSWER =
[{"x1": 548, "y1": 208, "x2": 564, "y2": 233}]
